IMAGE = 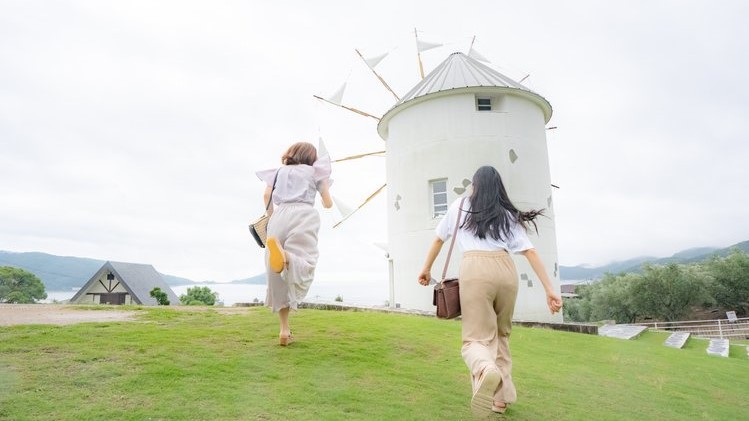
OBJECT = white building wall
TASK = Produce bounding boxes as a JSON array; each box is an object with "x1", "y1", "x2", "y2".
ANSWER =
[{"x1": 385, "y1": 91, "x2": 562, "y2": 322}]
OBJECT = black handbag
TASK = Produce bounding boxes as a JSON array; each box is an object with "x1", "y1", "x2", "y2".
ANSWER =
[
  {"x1": 433, "y1": 198, "x2": 465, "y2": 319},
  {"x1": 249, "y1": 170, "x2": 279, "y2": 248}
]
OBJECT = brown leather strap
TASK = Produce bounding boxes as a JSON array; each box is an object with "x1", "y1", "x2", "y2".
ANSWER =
[{"x1": 441, "y1": 197, "x2": 465, "y2": 282}]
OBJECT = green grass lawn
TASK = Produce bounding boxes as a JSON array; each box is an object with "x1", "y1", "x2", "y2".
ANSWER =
[{"x1": 1, "y1": 307, "x2": 747, "y2": 420}]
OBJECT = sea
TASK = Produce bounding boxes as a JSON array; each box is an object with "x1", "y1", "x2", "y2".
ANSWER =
[{"x1": 44, "y1": 278, "x2": 390, "y2": 307}]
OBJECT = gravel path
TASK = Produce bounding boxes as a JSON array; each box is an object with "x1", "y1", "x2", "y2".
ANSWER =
[{"x1": 0, "y1": 304, "x2": 138, "y2": 326}]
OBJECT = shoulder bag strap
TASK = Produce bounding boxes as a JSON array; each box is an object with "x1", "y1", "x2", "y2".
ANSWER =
[
  {"x1": 440, "y1": 197, "x2": 466, "y2": 282},
  {"x1": 265, "y1": 169, "x2": 280, "y2": 212}
]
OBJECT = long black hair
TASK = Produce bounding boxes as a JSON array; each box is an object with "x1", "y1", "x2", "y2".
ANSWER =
[{"x1": 462, "y1": 166, "x2": 544, "y2": 240}]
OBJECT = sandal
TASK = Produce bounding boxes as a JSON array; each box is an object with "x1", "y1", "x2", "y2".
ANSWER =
[
  {"x1": 267, "y1": 237, "x2": 286, "y2": 273},
  {"x1": 491, "y1": 402, "x2": 508, "y2": 414},
  {"x1": 471, "y1": 366, "x2": 501, "y2": 416},
  {"x1": 279, "y1": 331, "x2": 293, "y2": 346}
]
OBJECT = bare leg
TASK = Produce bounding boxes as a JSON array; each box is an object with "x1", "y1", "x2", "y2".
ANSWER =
[{"x1": 279, "y1": 307, "x2": 290, "y2": 337}]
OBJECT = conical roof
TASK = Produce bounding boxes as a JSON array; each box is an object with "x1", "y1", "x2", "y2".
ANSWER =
[{"x1": 378, "y1": 52, "x2": 552, "y2": 139}]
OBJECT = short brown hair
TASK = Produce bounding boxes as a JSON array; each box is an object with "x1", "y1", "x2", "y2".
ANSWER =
[{"x1": 282, "y1": 142, "x2": 317, "y2": 166}]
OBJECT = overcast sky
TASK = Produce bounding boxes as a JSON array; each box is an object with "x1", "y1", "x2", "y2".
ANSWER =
[{"x1": 1, "y1": 1, "x2": 747, "y2": 283}]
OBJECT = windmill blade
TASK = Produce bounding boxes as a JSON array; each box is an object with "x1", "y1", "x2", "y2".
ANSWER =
[
  {"x1": 326, "y1": 82, "x2": 347, "y2": 105},
  {"x1": 332, "y1": 196, "x2": 355, "y2": 217},
  {"x1": 468, "y1": 46, "x2": 490, "y2": 63},
  {"x1": 313, "y1": 95, "x2": 381, "y2": 121},
  {"x1": 373, "y1": 242, "x2": 389, "y2": 253},
  {"x1": 333, "y1": 184, "x2": 386, "y2": 228},
  {"x1": 333, "y1": 150, "x2": 386, "y2": 163},
  {"x1": 355, "y1": 48, "x2": 400, "y2": 101},
  {"x1": 318, "y1": 137, "x2": 329, "y2": 157}
]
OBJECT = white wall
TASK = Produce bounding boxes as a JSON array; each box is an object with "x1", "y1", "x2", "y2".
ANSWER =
[{"x1": 384, "y1": 90, "x2": 562, "y2": 322}]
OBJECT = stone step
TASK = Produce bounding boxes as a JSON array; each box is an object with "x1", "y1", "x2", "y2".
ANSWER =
[
  {"x1": 598, "y1": 324, "x2": 647, "y2": 340},
  {"x1": 706, "y1": 338, "x2": 730, "y2": 357},
  {"x1": 664, "y1": 332, "x2": 690, "y2": 349}
]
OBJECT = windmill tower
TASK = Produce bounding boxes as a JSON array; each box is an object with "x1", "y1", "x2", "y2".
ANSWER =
[{"x1": 376, "y1": 52, "x2": 562, "y2": 322}]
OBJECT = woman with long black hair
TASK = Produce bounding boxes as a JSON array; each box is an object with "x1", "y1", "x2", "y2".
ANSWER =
[{"x1": 418, "y1": 165, "x2": 562, "y2": 416}]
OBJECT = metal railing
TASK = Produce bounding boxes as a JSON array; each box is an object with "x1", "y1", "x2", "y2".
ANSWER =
[{"x1": 634, "y1": 317, "x2": 749, "y2": 340}]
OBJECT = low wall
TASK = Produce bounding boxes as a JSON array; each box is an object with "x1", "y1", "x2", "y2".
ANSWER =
[
  {"x1": 236, "y1": 301, "x2": 598, "y2": 334},
  {"x1": 513, "y1": 320, "x2": 599, "y2": 335}
]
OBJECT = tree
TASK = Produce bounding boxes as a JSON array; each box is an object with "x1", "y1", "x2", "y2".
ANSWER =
[
  {"x1": 588, "y1": 273, "x2": 642, "y2": 323},
  {"x1": 629, "y1": 263, "x2": 710, "y2": 322},
  {"x1": 149, "y1": 287, "x2": 170, "y2": 305},
  {"x1": 561, "y1": 284, "x2": 593, "y2": 322},
  {"x1": 707, "y1": 250, "x2": 749, "y2": 316},
  {"x1": 0, "y1": 266, "x2": 48, "y2": 303},
  {"x1": 562, "y1": 274, "x2": 641, "y2": 323},
  {"x1": 179, "y1": 286, "x2": 218, "y2": 306}
]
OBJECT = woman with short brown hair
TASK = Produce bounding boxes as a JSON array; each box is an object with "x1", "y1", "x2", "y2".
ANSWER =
[{"x1": 256, "y1": 141, "x2": 333, "y2": 346}]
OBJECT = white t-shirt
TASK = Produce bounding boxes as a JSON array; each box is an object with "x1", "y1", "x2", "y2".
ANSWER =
[{"x1": 436, "y1": 197, "x2": 534, "y2": 254}]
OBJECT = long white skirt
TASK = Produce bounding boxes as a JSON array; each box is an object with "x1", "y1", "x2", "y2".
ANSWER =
[{"x1": 265, "y1": 203, "x2": 321, "y2": 312}]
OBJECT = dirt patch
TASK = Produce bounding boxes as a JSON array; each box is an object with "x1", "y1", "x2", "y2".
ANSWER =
[{"x1": 0, "y1": 304, "x2": 138, "y2": 326}]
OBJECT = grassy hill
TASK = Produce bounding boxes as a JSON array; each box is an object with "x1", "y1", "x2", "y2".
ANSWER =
[{"x1": 1, "y1": 307, "x2": 747, "y2": 420}]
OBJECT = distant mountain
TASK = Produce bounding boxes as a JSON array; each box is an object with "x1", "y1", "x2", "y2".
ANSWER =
[
  {"x1": 671, "y1": 247, "x2": 721, "y2": 260},
  {"x1": 5, "y1": 240, "x2": 747, "y2": 291},
  {"x1": 560, "y1": 256, "x2": 656, "y2": 281},
  {"x1": 560, "y1": 241, "x2": 749, "y2": 282},
  {"x1": 194, "y1": 273, "x2": 265, "y2": 285},
  {"x1": 0, "y1": 251, "x2": 196, "y2": 291},
  {"x1": 228, "y1": 274, "x2": 266, "y2": 284}
]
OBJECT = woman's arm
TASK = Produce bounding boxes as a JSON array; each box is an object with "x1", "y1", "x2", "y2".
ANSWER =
[
  {"x1": 263, "y1": 186, "x2": 274, "y2": 215},
  {"x1": 317, "y1": 179, "x2": 333, "y2": 209},
  {"x1": 418, "y1": 237, "x2": 445, "y2": 286},
  {"x1": 519, "y1": 248, "x2": 563, "y2": 314}
]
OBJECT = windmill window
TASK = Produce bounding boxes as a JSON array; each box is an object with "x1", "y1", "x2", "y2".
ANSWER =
[
  {"x1": 476, "y1": 97, "x2": 492, "y2": 111},
  {"x1": 430, "y1": 179, "x2": 448, "y2": 218}
]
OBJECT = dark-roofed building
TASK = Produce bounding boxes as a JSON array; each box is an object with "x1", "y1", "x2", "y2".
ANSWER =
[
  {"x1": 69, "y1": 261, "x2": 179, "y2": 305},
  {"x1": 560, "y1": 284, "x2": 579, "y2": 299}
]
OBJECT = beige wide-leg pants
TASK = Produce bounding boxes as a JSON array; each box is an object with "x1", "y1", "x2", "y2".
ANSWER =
[
  {"x1": 459, "y1": 250, "x2": 519, "y2": 404},
  {"x1": 265, "y1": 203, "x2": 321, "y2": 313}
]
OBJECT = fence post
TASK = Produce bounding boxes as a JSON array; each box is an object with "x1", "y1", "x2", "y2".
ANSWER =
[{"x1": 718, "y1": 319, "x2": 723, "y2": 339}]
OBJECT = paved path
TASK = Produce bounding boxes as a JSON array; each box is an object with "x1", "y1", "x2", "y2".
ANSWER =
[
  {"x1": 598, "y1": 324, "x2": 647, "y2": 340},
  {"x1": 0, "y1": 304, "x2": 137, "y2": 326},
  {"x1": 706, "y1": 338, "x2": 730, "y2": 357},
  {"x1": 664, "y1": 332, "x2": 690, "y2": 349}
]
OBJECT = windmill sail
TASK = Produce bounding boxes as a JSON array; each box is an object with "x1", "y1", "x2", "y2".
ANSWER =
[
  {"x1": 356, "y1": 49, "x2": 400, "y2": 101},
  {"x1": 326, "y1": 83, "x2": 347, "y2": 105},
  {"x1": 333, "y1": 184, "x2": 386, "y2": 228},
  {"x1": 333, "y1": 150, "x2": 385, "y2": 163},
  {"x1": 468, "y1": 47, "x2": 490, "y2": 63},
  {"x1": 313, "y1": 95, "x2": 381, "y2": 121},
  {"x1": 364, "y1": 52, "x2": 388, "y2": 68},
  {"x1": 414, "y1": 29, "x2": 442, "y2": 79},
  {"x1": 416, "y1": 39, "x2": 442, "y2": 52}
]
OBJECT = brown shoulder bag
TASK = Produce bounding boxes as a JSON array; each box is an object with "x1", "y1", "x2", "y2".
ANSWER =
[{"x1": 433, "y1": 198, "x2": 465, "y2": 319}]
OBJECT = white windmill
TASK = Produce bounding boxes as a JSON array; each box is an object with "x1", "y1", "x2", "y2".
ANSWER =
[{"x1": 317, "y1": 32, "x2": 563, "y2": 322}]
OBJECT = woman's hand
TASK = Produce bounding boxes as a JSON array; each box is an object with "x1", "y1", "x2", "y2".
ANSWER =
[
  {"x1": 418, "y1": 237, "x2": 444, "y2": 287},
  {"x1": 546, "y1": 292, "x2": 563, "y2": 315},
  {"x1": 417, "y1": 269, "x2": 431, "y2": 286}
]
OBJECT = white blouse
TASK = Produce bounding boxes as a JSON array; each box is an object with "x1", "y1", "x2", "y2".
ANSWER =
[
  {"x1": 436, "y1": 197, "x2": 534, "y2": 254},
  {"x1": 256, "y1": 152, "x2": 332, "y2": 206}
]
